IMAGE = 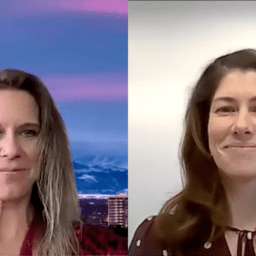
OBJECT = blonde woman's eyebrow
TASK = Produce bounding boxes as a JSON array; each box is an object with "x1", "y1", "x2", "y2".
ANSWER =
[
  {"x1": 0, "y1": 122, "x2": 40, "y2": 129},
  {"x1": 19, "y1": 123, "x2": 40, "y2": 128}
]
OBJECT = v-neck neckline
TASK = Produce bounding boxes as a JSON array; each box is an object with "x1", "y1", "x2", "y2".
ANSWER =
[
  {"x1": 19, "y1": 210, "x2": 45, "y2": 256},
  {"x1": 224, "y1": 234, "x2": 233, "y2": 256}
]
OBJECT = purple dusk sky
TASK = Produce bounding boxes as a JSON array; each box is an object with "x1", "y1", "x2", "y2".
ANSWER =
[
  {"x1": 0, "y1": 0, "x2": 127, "y2": 16},
  {"x1": 0, "y1": 0, "x2": 127, "y2": 142},
  {"x1": 43, "y1": 75, "x2": 127, "y2": 102}
]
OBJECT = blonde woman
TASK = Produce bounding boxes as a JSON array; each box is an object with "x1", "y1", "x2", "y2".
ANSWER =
[{"x1": 0, "y1": 69, "x2": 127, "y2": 256}]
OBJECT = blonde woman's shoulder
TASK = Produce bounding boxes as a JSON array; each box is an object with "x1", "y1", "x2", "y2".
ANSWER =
[{"x1": 74, "y1": 223, "x2": 128, "y2": 256}]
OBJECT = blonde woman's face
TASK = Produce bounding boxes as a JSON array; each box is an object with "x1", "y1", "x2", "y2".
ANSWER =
[
  {"x1": 0, "y1": 89, "x2": 40, "y2": 202},
  {"x1": 208, "y1": 70, "x2": 256, "y2": 178}
]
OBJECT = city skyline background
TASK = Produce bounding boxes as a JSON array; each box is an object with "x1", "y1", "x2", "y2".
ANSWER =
[{"x1": 0, "y1": 0, "x2": 128, "y2": 196}]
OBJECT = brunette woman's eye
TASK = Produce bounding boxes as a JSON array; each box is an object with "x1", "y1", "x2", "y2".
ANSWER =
[
  {"x1": 22, "y1": 130, "x2": 38, "y2": 138},
  {"x1": 216, "y1": 106, "x2": 235, "y2": 113}
]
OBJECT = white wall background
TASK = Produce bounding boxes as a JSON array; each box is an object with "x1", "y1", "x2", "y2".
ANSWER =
[{"x1": 128, "y1": 0, "x2": 256, "y2": 245}]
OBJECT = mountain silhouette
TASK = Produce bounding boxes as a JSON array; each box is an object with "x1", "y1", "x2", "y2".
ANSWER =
[
  {"x1": 72, "y1": 160, "x2": 127, "y2": 195},
  {"x1": 70, "y1": 141, "x2": 127, "y2": 195}
]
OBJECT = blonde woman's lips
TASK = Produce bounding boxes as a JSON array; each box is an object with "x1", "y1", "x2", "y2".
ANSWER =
[{"x1": 0, "y1": 169, "x2": 28, "y2": 172}]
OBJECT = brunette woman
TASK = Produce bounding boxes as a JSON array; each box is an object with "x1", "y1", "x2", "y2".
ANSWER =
[{"x1": 129, "y1": 49, "x2": 256, "y2": 256}]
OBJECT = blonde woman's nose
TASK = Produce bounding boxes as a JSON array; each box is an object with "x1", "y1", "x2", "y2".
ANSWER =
[{"x1": 0, "y1": 134, "x2": 21, "y2": 159}]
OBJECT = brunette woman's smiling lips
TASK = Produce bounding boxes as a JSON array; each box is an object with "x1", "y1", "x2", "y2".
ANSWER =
[
  {"x1": 223, "y1": 144, "x2": 256, "y2": 155},
  {"x1": 224, "y1": 143, "x2": 256, "y2": 148}
]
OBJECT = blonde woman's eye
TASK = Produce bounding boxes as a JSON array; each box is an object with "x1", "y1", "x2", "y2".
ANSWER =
[{"x1": 22, "y1": 130, "x2": 38, "y2": 138}]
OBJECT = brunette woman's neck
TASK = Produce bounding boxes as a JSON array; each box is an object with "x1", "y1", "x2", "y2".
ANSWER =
[{"x1": 222, "y1": 176, "x2": 256, "y2": 231}]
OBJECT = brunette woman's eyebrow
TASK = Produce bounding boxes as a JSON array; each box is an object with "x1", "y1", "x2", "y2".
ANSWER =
[{"x1": 213, "y1": 96, "x2": 256, "y2": 103}]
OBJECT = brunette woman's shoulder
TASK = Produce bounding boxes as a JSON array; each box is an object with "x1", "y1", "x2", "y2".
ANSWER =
[
  {"x1": 129, "y1": 216, "x2": 172, "y2": 256},
  {"x1": 128, "y1": 215, "x2": 229, "y2": 256},
  {"x1": 73, "y1": 222, "x2": 128, "y2": 256}
]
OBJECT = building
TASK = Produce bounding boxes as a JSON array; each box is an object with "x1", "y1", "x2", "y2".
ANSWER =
[
  {"x1": 108, "y1": 193, "x2": 128, "y2": 228},
  {"x1": 86, "y1": 211, "x2": 108, "y2": 227}
]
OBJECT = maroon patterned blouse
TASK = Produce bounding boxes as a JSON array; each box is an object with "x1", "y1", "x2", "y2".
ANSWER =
[
  {"x1": 19, "y1": 210, "x2": 128, "y2": 255},
  {"x1": 129, "y1": 216, "x2": 232, "y2": 256}
]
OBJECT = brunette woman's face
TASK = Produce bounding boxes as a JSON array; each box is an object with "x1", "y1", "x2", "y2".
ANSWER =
[
  {"x1": 0, "y1": 89, "x2": 40, "y2": 202},
  {"x1": 208, "y1": 70, "x2": 256, "y2": 178}
]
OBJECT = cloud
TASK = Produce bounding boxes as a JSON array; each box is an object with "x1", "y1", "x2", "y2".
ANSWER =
[
  {"x1": 85, "y1": 156, "x2": 128, "y2": 171},
  {"x1": 42, "y1": 75, "x2": 127, "y2": 102},
  {"x1": 88, "y1": 155, "x2": 122, "y2": 168},
  {"x1": 101, "y1": 189, "x2": 116, "y2": 193},
  {"x1": 61, "y1": 0, "x2": 128, "y2": 14},
  {"x1": 78, "y1": 174, "x2": 98, "y2": 182},
  {"x1": 74, "y1": 165, "x2": 128, "y2": 174}
]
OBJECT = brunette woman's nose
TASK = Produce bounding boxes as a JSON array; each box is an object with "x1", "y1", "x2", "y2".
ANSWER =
[{"x1": 232, "y1": 110, "x2": 254, "y2": 139}]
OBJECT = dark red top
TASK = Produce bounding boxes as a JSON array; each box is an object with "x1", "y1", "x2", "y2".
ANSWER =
[
  {"x1": 19, "y1": 210, "x2": 128, "y2": 255},
  {"x1": 129, "y1": 216, "x2": 232, "y2": 256}
]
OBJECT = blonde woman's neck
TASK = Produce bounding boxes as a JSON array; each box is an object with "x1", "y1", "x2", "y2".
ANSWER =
[{"x1": 0, "y1": 198, "x2": 34, "y2": 243}]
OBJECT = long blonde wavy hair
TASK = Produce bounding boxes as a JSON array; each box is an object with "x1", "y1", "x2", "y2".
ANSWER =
[{"x1": 0, "y1": 69, "x2": 83, "y2": 256}]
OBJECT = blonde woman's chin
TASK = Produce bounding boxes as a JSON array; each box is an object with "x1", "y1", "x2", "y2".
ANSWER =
[{"x1": 0, "y1": 190, "x2": 33, "y2": 205}]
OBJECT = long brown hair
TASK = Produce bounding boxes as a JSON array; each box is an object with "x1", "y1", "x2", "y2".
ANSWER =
[
  {"x1": 0, "y1": 69, "x2": 83, "y2": 255},
  {"x1": 153, "y1": 49, "x2": 256, "y2": 253}
]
